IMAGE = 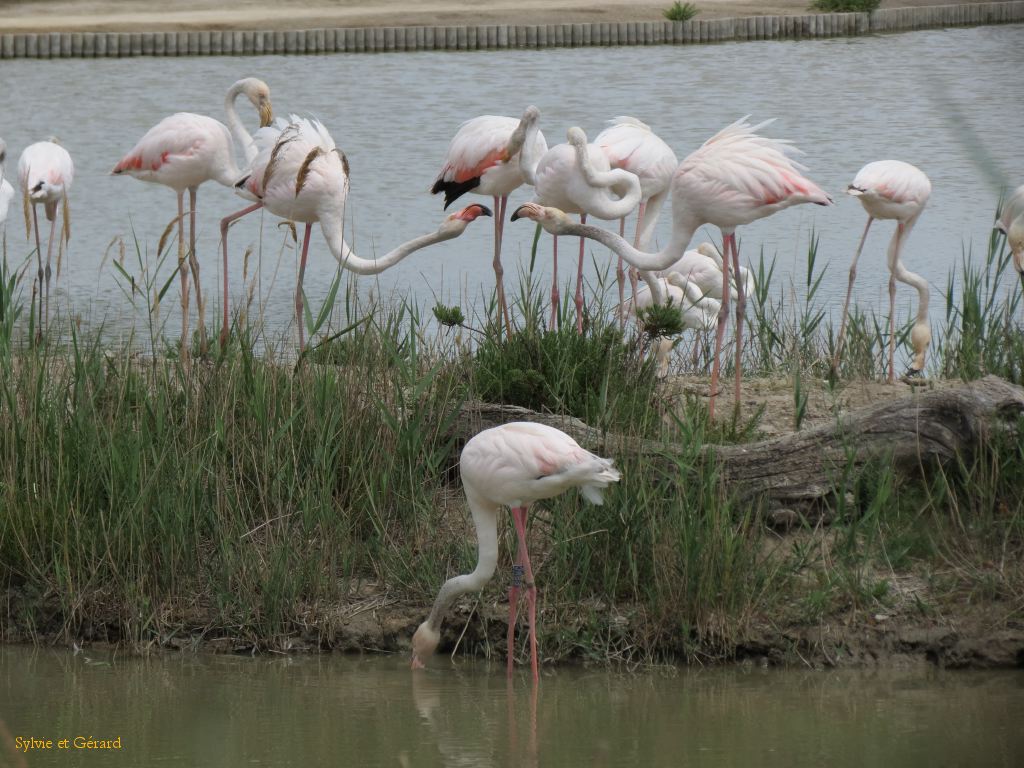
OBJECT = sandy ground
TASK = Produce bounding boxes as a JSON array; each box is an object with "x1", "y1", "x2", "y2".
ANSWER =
[{"x1": 0, "y1": 0, "x2": 999, "y2": 34}]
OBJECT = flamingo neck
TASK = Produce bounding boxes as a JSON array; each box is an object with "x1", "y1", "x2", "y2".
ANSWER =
[
  {"x1": 556, "y1": 213, "x2": 697, "y2": 274},
  {"x1": 224, "y1": 84, "x2": 257, "y2": 165},
  {"x1": 320, "y1": 211, "x2": 460, "y2": 275},
  {"x1": 518, "y1": 118, "x2": 543, "y2": 187},
  {"x1": 423, "y1": 496, "x2": 499, "y2": 633},
  {"x1": 889, "y1": 215, "x2": 930, "y2": 323},
  {"x1": 572, "y1": 142, "x2": 642, "y2": 220}
]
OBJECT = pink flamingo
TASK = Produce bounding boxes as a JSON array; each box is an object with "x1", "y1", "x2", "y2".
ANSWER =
[
  {"x1": 431, "y1": 107, "x2": 547, "y2": 336},
  {"x1": 833, "y1": 160, "x2": 932, "y2": 383},
  {"x1": 512, "y1": 117, "x2": 831, "y2": 417},
  {"x1": 519, "y1": 126, "x2": 642, "y2": 332},
  {"x1": 235, "y1": 116, "x2": 492, "y2": 351},
  {"x1": 112, "y1": 78, "x2": 273, "y2": 356},
  {"x1": 18, "y1": 139, "x2": 74, "y2": 336},
  {"x1": 596, "y1": 117, "x2": 678, "y2": 319},
  {"x1": 0, "y1": 139, "x2": 14, "y2": 229},
  {"x1": 411, "y1": 421, "x2": 620, "y2": 682}
]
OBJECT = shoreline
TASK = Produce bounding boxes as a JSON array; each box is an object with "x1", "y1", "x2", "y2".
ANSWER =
[{"x1": 0, "y1": 1, "x2": 1021, "y2": 57}]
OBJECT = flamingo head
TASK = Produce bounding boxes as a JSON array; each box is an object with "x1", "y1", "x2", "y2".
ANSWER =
[
  {"x1": 521, "y1": 105, "x2": 541, "y2": 125},
  {"x1": 1008, "y1": 214, "x2": 1024, "y2": 274},
  {"x1": 439, "y1": 203, "x2": 492, "y2": 235},
  {"x1": 411, "y1": 621, "x2": 440, "y2": 670},
  {"x1": 236, "y1": 77, "x2": 274, "y2": 127},
  {"x1": 566, "y1": 126, "x2": 588, "y2": 149},
  {"x1": 510, "y1": 203, "x2": 573, "y2": 235},
  {"x1": 910, "y1": 320, "x2": 932, "y2": 373}
]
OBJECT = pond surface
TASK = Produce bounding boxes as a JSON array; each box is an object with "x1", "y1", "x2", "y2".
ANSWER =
[
  {"x1": 2, "y1": 645, "x2": 1023, "y2": 767},
  {"x1": 0, "y1": 24, "x2": 1021, "y2": 344}
]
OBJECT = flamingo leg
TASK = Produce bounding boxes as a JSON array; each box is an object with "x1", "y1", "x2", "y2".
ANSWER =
[
  {"x1": 176, "y1": 191, "x2": 191, "y2": 362},
  {"x1": 296, "y1": 222, "x2": 313, "y2": 352},
  {"x1": 616, "y1": 218, "x2": 627, "y2": 327},
  {"x1": 832, "y1": 216, "x2": 874, "y2": 376},
  {"x1": 187, "y1": 186, "x2": 208, "y2": 357},
  {"x1": 493, "y1": 195, "x2": 513, "y2": 339},
  {"x1": 729, "y1": 233, "x2": 746, "y2": 411},
  {"x1": 550, "y1": 236, "x2": 559, "y2": 330},
  {"x1": 510, "y1": 505, "x2": 539, "y2": 683},
  {"x1": 888, "y1": 270, "x2": 897, "y2": 384},
  {"x1": 30, "y1": 203, "x2": 43, "y2": 339},
  {"x1": 219, "y1": 202, "x2": 264, "y2": 348},
  {"x1": 42, "y1": 205, "x2": 58, "y2": 334},
  {"x1": 575, "y1": 214, "x2": 587, "y2": 334},
  {"x1": 507, "y1": 511, "x2": 524, "y2": 680},
  {"x1": 708, "y1": 233, "x2": 733, "y2": 420}
]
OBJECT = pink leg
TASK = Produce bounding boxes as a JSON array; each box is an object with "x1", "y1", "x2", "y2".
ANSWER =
[
  {"x1": 494, "y1": 195, "x2": 513, "y2": 338},
  {"x1": 177, "y1": 191, "x2": 190, "y2": 362},
  {"x1": 30, "y1": 203, "x2": 44, "y2": 338},
  {"x1": 510, "y1": 505, "x2": 539, "y2": 683},
  {"x1": 888, "y1": 269, "x2": 897, "y2": 384},
  {"x1": 575, "y1": 214, "x2": 586, "y2": 334},
  {"x1": 549, "y1": 236, "x2": 559, "y2": 330},
  {"x1": 188, "y1": 186, "x2": 208, "y2": 356},
  {"x1": 708, "y1": 233, "x2": 732, "y2": 420},
  {"x1": 832, "y1": 216, "x2": 874, "y2": 375},
  {"x1": 507, "y1": 517, "x2": 524, "y2": 680},
  {"x1": 296, "y1": 222, "x2": 313, "y2": 353},
  {"x1": 729, "y1": 233, "x2": 746, "y2": 410},
  {"x1": 219, "y1": 202, "x2": 264, "y2": 348},
  {"x1": 43, "y1": 209, "x2": 58, "y2": 333},
  {"x1": 616, "y1": 218, "x2": 626, "y2": 327}
]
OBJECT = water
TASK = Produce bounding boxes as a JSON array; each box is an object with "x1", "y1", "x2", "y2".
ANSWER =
[
  {"x1": 2, "y1": 646, "x2": 1023, "y2": 766},
  {"x1": 0, "y1": 25, "x2": 1020, "y2": 341}
]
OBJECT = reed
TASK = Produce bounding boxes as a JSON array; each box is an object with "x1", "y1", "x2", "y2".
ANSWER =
[{"x1": 0, "y1": 218, "x2": 1021, "y2": 665}]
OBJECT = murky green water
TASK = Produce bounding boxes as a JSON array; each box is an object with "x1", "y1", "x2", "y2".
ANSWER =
[{"x1": 2, "y1": 646, "x2": 1022, "y2": 766}]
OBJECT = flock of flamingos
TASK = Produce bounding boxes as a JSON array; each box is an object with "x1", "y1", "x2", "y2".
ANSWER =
[{"x1": 1, "y1": 76, "x2": 1022, "y2": 679}]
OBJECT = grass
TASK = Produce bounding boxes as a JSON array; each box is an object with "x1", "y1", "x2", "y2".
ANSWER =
[
  {"x1": 663, "y1": 2, "x2": 700, "y2": 23},
  {"x1": 810, "y1": 0, "x2": 881, "y2": 12},
  {"x1": 0, "y1": 219, "x2": 1022, "y2": 666}
]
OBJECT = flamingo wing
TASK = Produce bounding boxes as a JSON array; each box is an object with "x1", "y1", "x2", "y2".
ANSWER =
[{"x1": 431, "y1": 115, "x2": 520, "y2": 207}]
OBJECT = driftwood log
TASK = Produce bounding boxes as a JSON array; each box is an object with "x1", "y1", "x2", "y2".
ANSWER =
[{"x1": 453, "y1": 376, "x2": 1024, "y2": 515}]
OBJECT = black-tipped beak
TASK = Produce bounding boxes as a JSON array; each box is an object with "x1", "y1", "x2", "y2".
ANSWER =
[
  {"x1": 510, "y1": 205, "x2": 527, "y2": 222},
  {"x1": 474, "y1": 204, "x2": 493, "y2": 217}
]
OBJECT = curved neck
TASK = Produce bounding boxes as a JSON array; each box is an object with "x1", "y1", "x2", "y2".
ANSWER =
[
  {"x1": 557, "y1": 217, "x2": 696, "y2": 273},
  {"x1": 572, "y1": 142, "x2": 642, "y2": 220},
  {"x1": 889, "y1": 215, "x2": 929, "y2": 322},
  {"x1": 321, "y1": 212, "x2": 460, "y2": 275},
  {"x1": 224, "y1": 84, "x2": 257, "y2": 165},
  {"x1": 424, "y1": 497, "x2": 499, "y2": 632},
  {"x1": 636, "y1": 189, "x2": 669, "y2": 252},
  {"x1": 518, "y1": 119, "x2": 543, "y2": 187}
]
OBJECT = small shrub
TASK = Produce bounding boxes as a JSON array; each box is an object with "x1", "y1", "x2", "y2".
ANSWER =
[
  {"x1": 810, "y1": 0, "x2": 881, "y2": 12},
  {"x1": 663, "y1": 2, "x2": 700, "y2": 22}
]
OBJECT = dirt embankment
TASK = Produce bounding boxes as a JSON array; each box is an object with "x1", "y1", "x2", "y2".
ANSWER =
[{"x1": 0, "y1": 0, "x2": 1003, "y2": 33}]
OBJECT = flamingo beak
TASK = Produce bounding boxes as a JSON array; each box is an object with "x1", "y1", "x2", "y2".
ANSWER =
[
  {"x1": 259, "y1": 99, "x2": 274, "y2": 128},
  {"x1": 510, "y1": 205, "x2": 528, "y2": 222}
]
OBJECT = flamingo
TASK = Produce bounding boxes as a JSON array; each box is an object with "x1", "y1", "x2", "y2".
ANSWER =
[
  {"x1": 234, "y1": 116, "x2": 492, "y2": 351},
  {"x1": 996, "y1": 185, "x2": 1024, "y2": 279},
  {"x1": 657, "y1": 242, "x2": 756, "y2": 304},
  {"x1": 411, "y1": 421, "x2": 621, "y2": 682},
  {"x1": 519, "y1": 126, "x2": 642, "y2": 332},
  {"x1": 112, "y1": 78, "x2": 273, "y2": 357},
  {"x1": 431, "y1": 107, "x2": 547, "y2": 336},
  {"x1": 18, "y1": 139, "x2": 73, "y2": 337},
  {"x1": 832, "y1": 160, "x2": 932, "y2": 383},
  {"x1": 512, "y1": 116, "x2": 832, "y2": 417},
  {"x1": 595, "y1": 117, "x2": 678, "y2": 319},
  {"x1": 0, "y1": 139, "x2": 14, "y2": 230},
  {"x1": 624, "y1": 273, "x2": 720, "y2": 377}
]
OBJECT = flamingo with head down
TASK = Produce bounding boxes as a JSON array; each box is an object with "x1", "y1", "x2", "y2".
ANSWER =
[
  {"x1": 19, "y1": 138, "x2": 74, "y2": 337},
  {"x1": 411, "y1": 421, "x2": 621, "y2": 683},
  {"x1": 513, "y1": 116, "x2": 832, "y2": 417}
]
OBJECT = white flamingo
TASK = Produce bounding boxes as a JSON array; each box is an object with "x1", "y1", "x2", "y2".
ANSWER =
[
  {"x1": 19, "y1": 138, "x2": 74, "y2": 336},
  {"x1": 0, "y1": 139, "x2": 14, "y2": 230},
  {"x1": 996, "y1": 184, "x2": 1024, "y2": 278},
  {"x1": 518, "y1": 126, "x2": 642, "y2": 332},
  {"x1": 512, "y1": 117, "x2": 831, "y2": 417},
  {"x1": 833, "y1": 160, "x2": 932, "y2": 382},
  {"x1": 234, "y1": 116, "x2": 492, "y2": 351},
  {"x1": 596, "y1": 117, "x2": 678, "y2": 317},
  {"x1": 411, "y1": 421, "x2": 621, "y2": 683},
  {"x1": 431, "y1": 107, "x2": 547, "y2": 336},
  {"x1": 112, "y1": 78, "x2": 273, "y2": 356}
]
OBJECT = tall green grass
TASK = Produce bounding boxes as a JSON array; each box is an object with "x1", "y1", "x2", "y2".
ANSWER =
[{"x1": 0, "y1": 219, "x2": 1021, "y2": 664}]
